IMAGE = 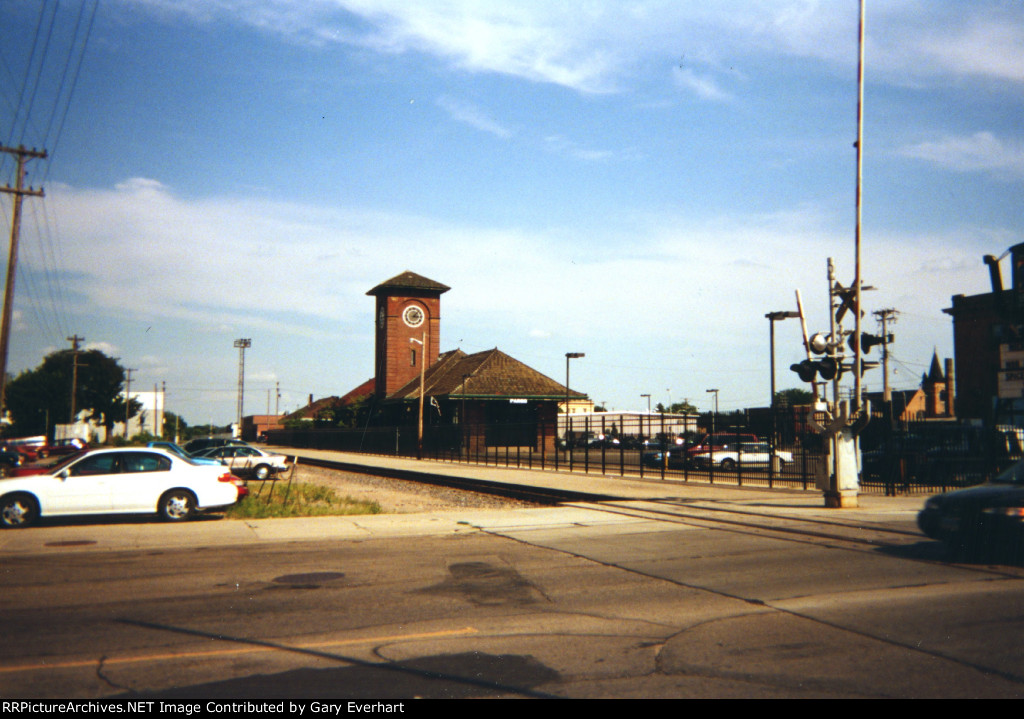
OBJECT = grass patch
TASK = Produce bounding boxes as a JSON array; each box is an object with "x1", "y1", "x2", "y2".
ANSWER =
[{"x1": 225, "y1": 481, "x2": 382, "y2": 519}]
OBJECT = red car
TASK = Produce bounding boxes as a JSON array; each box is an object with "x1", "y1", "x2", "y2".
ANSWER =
[
  {"x1": 6, "y1": 444, "x2": 39, "y2": 463},
  {"x1": 685, "y1": 432, "x2": 760, "y2": 460},
  {"x1": 37, "y1": 438, "x2": 89, "y2": 459},
  {"x1": 9, "y1": 449, "x2": 89, "y2": 477}
]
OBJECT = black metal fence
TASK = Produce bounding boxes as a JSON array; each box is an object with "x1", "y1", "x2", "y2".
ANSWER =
[{"x1": 268, "y1": 411, "x2": 1022, "y2": 495}]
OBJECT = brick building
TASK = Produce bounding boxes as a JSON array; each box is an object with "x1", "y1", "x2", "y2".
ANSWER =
[
  {"x1": 944, "y1": 243, "x2": 1024, "y2": 424},
  {"x1": 326, "y1": 271, "x2": 586, "y2": 452}
]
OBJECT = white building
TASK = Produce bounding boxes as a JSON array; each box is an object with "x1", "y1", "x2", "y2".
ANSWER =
[{"x1": 558, "y1": 410, "x2": 698, "y2": 440}]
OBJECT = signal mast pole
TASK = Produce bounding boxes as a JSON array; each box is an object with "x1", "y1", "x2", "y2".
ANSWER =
[{"x1": 853, "y1": 0, "x2": 866, "y2": 409}]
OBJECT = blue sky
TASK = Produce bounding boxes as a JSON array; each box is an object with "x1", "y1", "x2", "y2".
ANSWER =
[{"x1": 1, "y1": 0, "x2": 1022, "y2": 425}]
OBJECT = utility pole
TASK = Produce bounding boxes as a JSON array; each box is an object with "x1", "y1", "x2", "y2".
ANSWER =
[
  {"x1": 0, "y1": 145, "x2": 47, "y2": 414},
  {"x1": 67, "y1": 335, "x2": 85, "y2": 424},
  {"x1": 124, "y1": 368, "x2": 137, "y2": 438},
  {"x1": 873, "y1": 308, "x2": 898, "y2": 403}
]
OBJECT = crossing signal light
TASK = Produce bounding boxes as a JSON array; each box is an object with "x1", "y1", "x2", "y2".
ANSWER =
[
  {"x1": 790, "y1": 357, "x2": 842, "y2": 383},
  {"x1": 847, "y1": 332, "x2": 893, "y2": 353},
  {"x1": 791, "y1": 360, "x2": 816, "y2": 382}
]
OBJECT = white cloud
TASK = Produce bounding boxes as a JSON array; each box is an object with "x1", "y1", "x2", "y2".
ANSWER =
[
  {"x1": 21, "y1": 172, "x2": 1009, "y2": 415},
  {"x1": 883, "y1": 15, "x2": 1024, "y2": 85},
  {"x1": 672, "y1": 67, "x2": 732, "y2": 102},
  {"x1": 543, "y1": 135, "x2": 614, "y2": 162},
  {"x1": 899, "y1": 132, "x2": 1024, "y2": 178},
  {"x1": 436, "y1": 96, "x2": 512, "y2": 138},
  {"x1": 121, "y1": 1, "x2": 1024, "y2": 95},
  {"x1": 85, "y1": 340, "x2": 119, "y2": 356}
]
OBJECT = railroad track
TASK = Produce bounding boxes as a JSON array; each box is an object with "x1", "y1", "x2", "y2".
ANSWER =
[{"x1": 291, "y1": 454, "x2": 620, "y2": 506}]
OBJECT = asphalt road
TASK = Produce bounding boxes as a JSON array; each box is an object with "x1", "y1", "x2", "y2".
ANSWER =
[{"x1": 2, "y1": 493, "x2": 1023, "y2": 699}]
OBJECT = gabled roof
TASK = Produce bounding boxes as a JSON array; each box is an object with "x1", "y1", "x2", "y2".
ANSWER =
[
  {"x1": 386, "y1": 348, "x2": 587, "y2": 402},
  {"x1": 337, "y1": 377, "x2": 376, "y2": 406},
  {"x1": 284, "y1": 379, "x2": 375, "y2": 421},
  {"x1": 367, "y1": 271, "x2": 450, "y2": 297},
  {"x1": 284, "y1": 395, "x2": 344, "y2": 421}
]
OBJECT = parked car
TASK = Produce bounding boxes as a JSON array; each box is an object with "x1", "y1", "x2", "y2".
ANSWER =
[
  {"x1": 36, "y1": 437, "x2": 89, "y2": 458},
  {"x1": 685, "y1": 432, "x2": 760, "y2": 460},
  {"x1": 183, "y1": 437, "x2": 248, "y2": 454},
  {"x1": 689, "y1": 442, "x2": 793, "y2": 471},
  {"x1": 6, "y1": 443, "x2": 39, "y2": 463},
  {"x1": 641, "y1": 446, "x2": 688, "y2": 469},
  {"x1": 190, "y1": 444, "x2": 289, "y2": 481},
  {"x1": 9, "y1": 449, "x2": 89, "y2": 477},
  {"x1": 146, "y1": 441, "x2": 224, "y2": 466},
  {"x1": 917, "y1": 457, "x2": 1024, "y2": 560},
  {"x1": 0, "y1": 447, "x2": 247, "y2": 528},
  {"x1": 0, "y1": 446, "x2": 22, "y2": 473}
]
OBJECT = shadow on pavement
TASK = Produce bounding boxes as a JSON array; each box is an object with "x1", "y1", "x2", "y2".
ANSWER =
[{"x1": 114, "y1": 651, "x2": 561, "y2": 699}]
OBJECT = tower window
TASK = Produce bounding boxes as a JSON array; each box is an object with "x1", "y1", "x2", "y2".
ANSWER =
[{"x1": 411, "y1": 348, "x2": 416, "y2": 366}]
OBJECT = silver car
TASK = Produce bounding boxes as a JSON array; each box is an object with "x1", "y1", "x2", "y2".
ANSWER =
[{"x1": 191, "y1": 445, "x2": 290, "y2": 481}]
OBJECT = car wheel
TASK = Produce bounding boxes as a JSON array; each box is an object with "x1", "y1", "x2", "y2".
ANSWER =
[
  {"x1": 720, "y1": 458, "x2": 736, "y2": 471},
  {"x1": 159, "y1": 490, "x2": 197, "y2": 522},
  {"x1": 1, "y1": 493, "x2": 39, "y2": 529},
  {"x1": 253, "y1": 464, "x2": 271, "y2": 481}
]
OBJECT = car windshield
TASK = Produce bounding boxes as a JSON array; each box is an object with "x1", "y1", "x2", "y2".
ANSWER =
[{"x1": 992, "y1": 459, "x2": 1024, "y2": 485}]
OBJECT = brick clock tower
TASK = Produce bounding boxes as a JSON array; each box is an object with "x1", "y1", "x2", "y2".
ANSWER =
[{"x1": 367, "y1": 271, "x2": 450, "y2": 398}]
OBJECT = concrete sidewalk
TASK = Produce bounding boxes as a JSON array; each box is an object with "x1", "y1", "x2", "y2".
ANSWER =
[{"x1": 0, "y1": 447, "x2": 928, "y2": 555}]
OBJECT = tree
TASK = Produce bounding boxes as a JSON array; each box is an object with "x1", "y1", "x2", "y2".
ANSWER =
[
  {"x1": 668, "y1": 400, "x2": 698, "y2": 414},
  {"x1": 161, "y1": 410, "x2": 187, "y2": 440},
  {"x1": 5, "y1": 349, "x2": 140, "y2": 438},
  {"x1": 775, "y1": 387, "x2": 815, "y2": 408},
  {"x1": 655, "y1": 401, "x2": 698, "y2": 414}
]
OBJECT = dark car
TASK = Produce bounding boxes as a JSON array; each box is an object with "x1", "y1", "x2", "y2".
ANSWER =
[
  {"x1": 918, "y1": 458, "x2": 1024, "y2": 561},
  {"x1": 183, "y1": 437, "x2": 247, "y2": 454},
  {"x1": 641, "y1": 445, "x2": 687, "y2": 469},
  {"x1": 0, "y1": 446, "x2": 21, "y2": 473}
]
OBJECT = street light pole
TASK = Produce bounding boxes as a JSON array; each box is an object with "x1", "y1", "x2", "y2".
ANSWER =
[
  {"x1": 565, "y1": 352, "x2": 584, "y2": 450},
  {"x1": 233, "y1": 338, "x2": 251, "y2": 439},
  {"x1": 766, "y1": 311, "x2": 801, "y2": 410},
  {"x1": 706, "y1": 389, "x2": 719, "y2": 435},
  {"x1": 641, "y1": 393, "x2": 651, "y2": 440},
  {"x1": 766, "y1": 311, "x2": 800, "y2": 482},
  {"x1": 411, "y1": 332, "x2": 427, "y2": 459}
]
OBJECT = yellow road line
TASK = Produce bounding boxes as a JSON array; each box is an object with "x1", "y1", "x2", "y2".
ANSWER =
[{"x1": 0, "y1": 626, "x2": 479, "y2": 674}]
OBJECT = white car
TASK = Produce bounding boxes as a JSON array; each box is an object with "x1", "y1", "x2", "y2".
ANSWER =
[
  {"x1": 690, "y1": 442, "x2": 793, "y2": 471},
  {"x1": 191, "y1": 445, "x2": 290, "y2": 481},
  {"x1": 0, "y1": 448, "x2": 247, "y2": 528}
]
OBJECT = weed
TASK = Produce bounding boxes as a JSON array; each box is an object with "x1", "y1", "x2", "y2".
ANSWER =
[{"x1": 225, "y1": 481, "x2": 382, "y2": 519}]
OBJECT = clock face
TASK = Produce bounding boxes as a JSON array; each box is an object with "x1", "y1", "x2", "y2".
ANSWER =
[{"x1": 402, "y1": 305, "x2": 425, "y2": 328}]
